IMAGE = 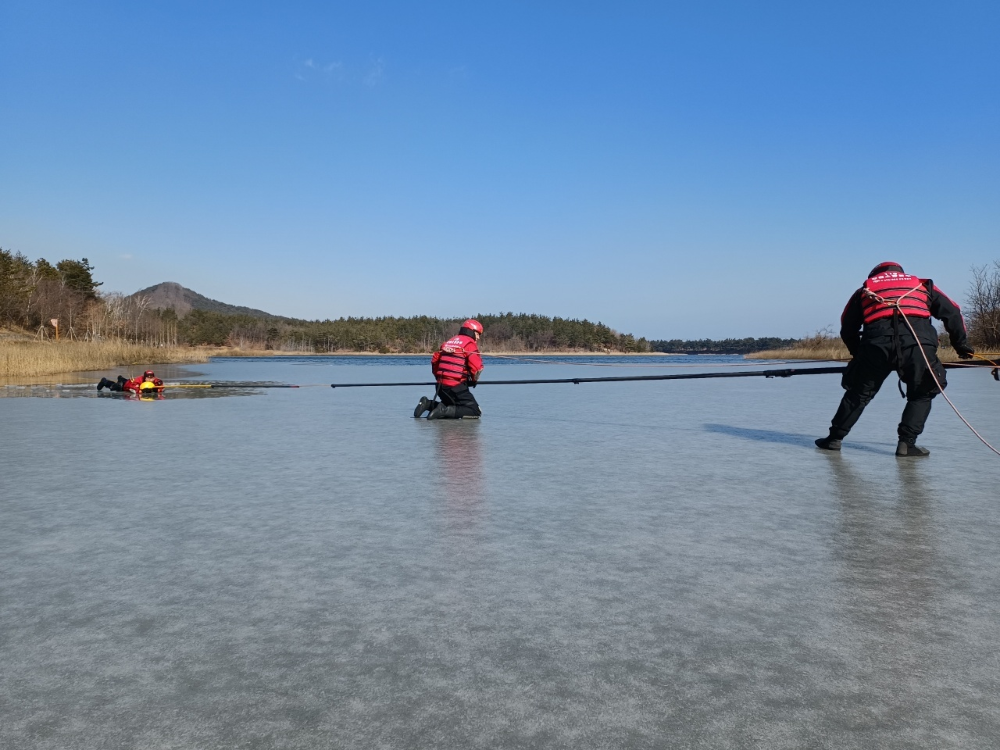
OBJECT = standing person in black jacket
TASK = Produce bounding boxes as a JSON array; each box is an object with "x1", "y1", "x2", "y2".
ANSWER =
[{"x1": 815, "y1": 262, "x2": 974, "y2": 457}]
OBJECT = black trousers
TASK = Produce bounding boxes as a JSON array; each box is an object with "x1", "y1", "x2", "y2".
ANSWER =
[
  {"x1": 829, "y1": 337, "x2": 946, "y2": 441},
  {"x1": 435, "y1": 383, "x2": 481, "y2": 418},
  {"x1": 106, "y1": 375, "x2": 129, "y2": 392}
]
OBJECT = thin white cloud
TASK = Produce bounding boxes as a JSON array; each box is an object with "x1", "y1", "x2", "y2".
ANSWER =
[
  {"x1": 119, "y1": 253, "x2": 133, "y2": 261},
  {"x1": 324, "y1": 61, "x2": 346, "y2": 82},
  {"x1": 363, "y1": 57, "x2": 385, "y2": 87},
  {"x1": 297, "y1": 57, "x2": 348, "y2": 84}
]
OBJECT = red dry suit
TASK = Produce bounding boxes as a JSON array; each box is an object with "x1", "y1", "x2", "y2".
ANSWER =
[
  {"x1": 431, "y1": 334, "x2": 484, "y2": 387},
  {"x1": 123, "y1": 376, "x2": 164, "y2": 394}
]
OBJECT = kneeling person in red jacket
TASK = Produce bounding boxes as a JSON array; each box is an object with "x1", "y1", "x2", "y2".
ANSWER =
[
  {"x1": 97, "y1": 370, "x2": 164, "y2": 394},
  {"x1": 414, "y1": 319, "x2": 484, "y2": 419}
]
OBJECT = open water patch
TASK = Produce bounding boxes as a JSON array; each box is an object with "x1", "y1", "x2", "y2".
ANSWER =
[{"x1": 0, "y1": 383, "x2": 262, "y2": 399}]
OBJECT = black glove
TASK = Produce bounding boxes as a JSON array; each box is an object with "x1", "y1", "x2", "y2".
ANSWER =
[
  {"x1": 955, "y1": 344, "x2": 975, "y2": 360},
  {"x1": 845, "y1": 336, "x2": 861, "y2": 359}
]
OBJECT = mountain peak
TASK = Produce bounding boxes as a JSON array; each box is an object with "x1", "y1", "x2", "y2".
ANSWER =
[{"x1": 131, "y1": 282, "x2": 275, "y2": 319}]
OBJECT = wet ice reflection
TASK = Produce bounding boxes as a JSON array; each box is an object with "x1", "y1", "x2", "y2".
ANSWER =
[{"x1": 430, "y1": 419, "x2": 486, "y2": 531}]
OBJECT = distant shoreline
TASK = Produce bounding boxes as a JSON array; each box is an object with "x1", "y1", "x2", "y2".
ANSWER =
[
  {"x1": 3, "y1": 338, "x2": 989, "y2": 382},
  {"x1": 205, "y1": 348, "x2": 692, "y2": 358},
  {"x1": 1, "y1": 339, "x2": 698, "y2": 381}
]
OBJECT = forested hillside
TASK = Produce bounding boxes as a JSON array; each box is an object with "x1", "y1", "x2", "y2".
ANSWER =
[
  {"x1": 649, "y1": 337, "x2": 800, "y2": 354},
  {"x1": 0, "y1": 252, "x2": 648, "y2": 352},
  {"x1": 10, "y1": 249, "x2": 995, "y2": 353},
  {"x1": 177, "y1": 310, "x2": 648, "y2": 352}
]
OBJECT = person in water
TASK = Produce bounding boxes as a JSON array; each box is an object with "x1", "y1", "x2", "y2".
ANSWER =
[
  {"x1": 815, "y1": 262, "x2": 973, "y2": 457},
  {"x1": 414, "y1": 319, "x2": 485, "y2": 419},
  {"x1": 97, "y1": 370, "x2": 164, "y2": 394}
]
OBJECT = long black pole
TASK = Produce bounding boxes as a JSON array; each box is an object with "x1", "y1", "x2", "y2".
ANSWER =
[
  {"x1": 330, "y1": 360, "x2": 1000, "y2": 389},
  {"x1": 328, "y1": 361, "x2": 989, "y2": 389},
  {"x1": 330, "y1": 366, "x2": 847, "y2": 388},
  {"x1": 168, "y1": 383, "x2": 302, "y2": 388}
]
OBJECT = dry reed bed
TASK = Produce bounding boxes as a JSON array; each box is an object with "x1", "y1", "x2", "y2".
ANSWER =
[
  {"x1": 0, "y1": 340, "x2": 208, "y2": 378},
  {"x1": 749, "y1": 343, "x2": 975, "y2": 363}
]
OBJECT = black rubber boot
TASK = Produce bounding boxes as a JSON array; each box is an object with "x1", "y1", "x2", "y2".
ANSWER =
[
  {"x1": 427, "y1": 404, "x2": 458, "y2": 420},
  {"x1": 896, "y1": 440, "x2": 930, "y2": 457},
  {"x1": 413, "y1": 397, "x2": 432, "y2": 418},
  {"x1": 815, "y1": 436, "x2": 842, "y2": 451},
  {"x1": 97, "y1": 378, "x2": 110, "y2": 391}
]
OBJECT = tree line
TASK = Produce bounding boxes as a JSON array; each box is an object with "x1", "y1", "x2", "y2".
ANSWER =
[
  {"x1": 4, "y1": 248, "x2": 999, "y2": 352},
  {"x1": 0, "y1": 249, "x2": 180, "y2": 345},
  {"x1": 649, "y1": 337, "x2": 800, "y2": 354},
  {"x1": 178, "y1": 310, "x2": 651, "y2": 353},
  {"x1": 650, "y1": 262, "x2": 1000, "y2": 354},
  {"x1": 0, "y1": 250, "x2": 648, "y2": 352}
]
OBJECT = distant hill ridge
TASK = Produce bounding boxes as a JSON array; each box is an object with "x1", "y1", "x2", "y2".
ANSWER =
[{"x1": 132, "y1": 282, "x2": 276, "y2": 319}]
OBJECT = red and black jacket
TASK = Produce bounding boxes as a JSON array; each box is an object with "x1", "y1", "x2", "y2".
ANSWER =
[
  {"x1": 431, "y1": 334, "x2": 484, "y2": 388},
  {"x1": 840, "y1": 273, "x2": 969, "y2": 356}
]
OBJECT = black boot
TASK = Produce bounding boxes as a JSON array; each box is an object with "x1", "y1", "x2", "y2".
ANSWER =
[
  {"x1": 413, "y1": 396, "x2": 432, "y2": 418},
  {"x1": 896, "y1": 439, "x2": 930, "y2": 457},
  {"x1": 97, "y1": 378, "x2": 110, "y2": 391},
  {"x1": 427, "y1": 404, "x2": 457, "y2": 420},
  {"x1": 815, "y1": 436, "x2": 842, "y2": 451}
]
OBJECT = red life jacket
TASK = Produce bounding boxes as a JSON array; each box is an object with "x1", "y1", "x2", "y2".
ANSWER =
[
  {"x1": 861, "y1": 272, "x2": 932, "y2": 324},
  {"x1": 431, "y1": 334, "x2": 484, "y2": 387}
]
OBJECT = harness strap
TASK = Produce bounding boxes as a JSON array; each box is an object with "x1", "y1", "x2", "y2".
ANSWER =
[{"x1": 861, "y1": 282, "x2": 928, "y2": 399}]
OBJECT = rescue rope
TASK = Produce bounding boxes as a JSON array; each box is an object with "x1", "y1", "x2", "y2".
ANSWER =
[
  {"x1": 971, "y1": 351, "x2": 1000, "y2": 381},
  {"x1": 861, "y1": 285, "x2": 1000, "y2": 457}
]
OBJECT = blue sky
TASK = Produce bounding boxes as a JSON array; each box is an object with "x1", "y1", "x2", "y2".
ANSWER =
[{"x1": 2, "y1": 1, "x2": 998, "y2": 339}]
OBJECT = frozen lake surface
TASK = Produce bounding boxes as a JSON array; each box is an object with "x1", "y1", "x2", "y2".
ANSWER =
[{"x1": 2, "y1": 355, "x2": 1000, "y2": 749}]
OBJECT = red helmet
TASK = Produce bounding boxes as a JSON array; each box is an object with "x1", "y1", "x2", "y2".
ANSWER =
[
  {"x1": 869, "y1": 261, "x2": 903, "y2": 277},
  {"x1": 462, "y1": 319, "x2": 483, "y2": 334},
  {"x1": 143, "y1": 370, "x2": 156, "y2": 377}
]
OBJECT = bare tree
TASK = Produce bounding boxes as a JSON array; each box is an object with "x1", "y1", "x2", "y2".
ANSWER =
[{"x1": 967, "y1": 261, "x2": 1000, "y2": 349}]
